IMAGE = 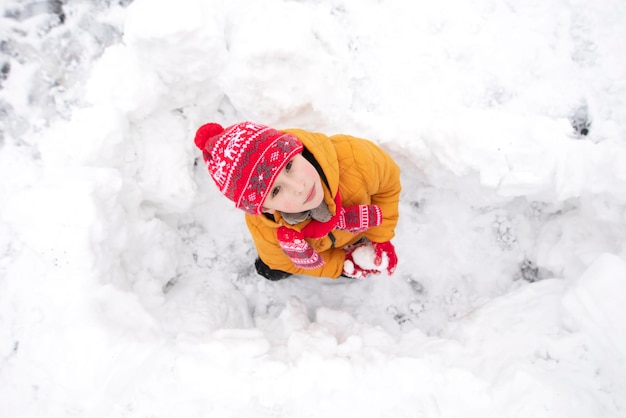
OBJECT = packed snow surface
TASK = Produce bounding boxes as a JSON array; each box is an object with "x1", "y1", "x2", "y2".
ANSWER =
[{"x1": 1, "y1": 0, "x2": 626, "y2": 417}]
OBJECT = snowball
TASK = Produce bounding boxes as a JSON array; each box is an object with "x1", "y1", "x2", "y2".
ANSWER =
[
  {"x1": 343, "y1": 259, "x2": 356, "y2": 276},
  {"x1": 351, "y1": 243, "x2": 389, "y2": 272}
]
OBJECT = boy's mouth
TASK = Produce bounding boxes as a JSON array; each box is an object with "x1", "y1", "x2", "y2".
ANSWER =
[{"x1": 304, "y1": 185, "x2": 316, "y2": 204}]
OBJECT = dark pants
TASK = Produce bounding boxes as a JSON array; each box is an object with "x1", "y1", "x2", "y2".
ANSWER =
[{"x1": 254, "y1": 257, "x2": 292, "y2": 281}]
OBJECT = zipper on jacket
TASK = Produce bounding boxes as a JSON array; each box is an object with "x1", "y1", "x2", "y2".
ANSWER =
[{"x1": 328, "y1": 232, "x2": 336, "y2": 249}]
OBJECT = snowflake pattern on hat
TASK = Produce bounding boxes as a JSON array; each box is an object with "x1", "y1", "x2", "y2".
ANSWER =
[
  {"x1": 195, "y1": 121, "x2": 303, "y2": 214},
  {"x1": 239, "y1": 135, "x2": 302, "y2": 213}
]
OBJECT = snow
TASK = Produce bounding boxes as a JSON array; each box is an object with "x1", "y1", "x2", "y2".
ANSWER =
[
  {"x1": 350, "y1": 242, "x2": 389, "y2": 272},
  {"x1": 1, "y1": 0, "x2": 626, "y2": 417}
]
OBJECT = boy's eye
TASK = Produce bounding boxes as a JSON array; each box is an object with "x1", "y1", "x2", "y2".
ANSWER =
[
  {"x1": 271, "y1": 186, "x2": 281, "y2": 197},
  {"x1": 285, "y1": 160, "x2": 293, "y2": 172}
]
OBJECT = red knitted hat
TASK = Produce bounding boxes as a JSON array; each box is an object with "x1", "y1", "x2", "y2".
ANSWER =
[{"x1": 194, "y1": 121, "x2": 303, "y2": 215}]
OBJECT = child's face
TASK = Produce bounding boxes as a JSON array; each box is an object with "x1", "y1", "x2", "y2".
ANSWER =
[{"x1": 261, "y1": 153, "x2": 324, "y2": 214}]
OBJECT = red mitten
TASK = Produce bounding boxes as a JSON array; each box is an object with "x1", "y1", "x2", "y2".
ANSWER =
[
  {"x1": 372, "y1": 241, "x2": 398, "y2": 275},
  {"x1": 337, "y1": 205, "x2": 382, "y2": 234},
  {"x1": 277, "y1": 227, "x2": 324, "y2": 269},
  {"x1": 342, "y1": 245, "x2": 379, "y2": 279}
]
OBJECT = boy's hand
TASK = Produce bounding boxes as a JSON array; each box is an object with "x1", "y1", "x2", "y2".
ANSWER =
[
  {"x1": 342, "y1": 245, "x2": 379, "y2": 279},
  {"x1": 372, "y1": 241, "x2": 398, "y2": 275},
  {"x1": 338, "y1": 205, "x2": 382, "y2": 234},
  {"x1": 277, "y1": 227, "x2": 325, "y2": 269},
  {"x1": 301, "y1": 203, "x2": 382, "y2": 238}
]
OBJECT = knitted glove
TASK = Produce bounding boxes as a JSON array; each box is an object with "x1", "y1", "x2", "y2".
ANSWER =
[
  {"x1": 342, "y1": 244, "x2": 379, "y2": 279},
  {"x1": 277, "y1": 227, "x2": 325, "y2": 270},
  {"x1": 372, "y1": 241, "x2": 398, "y2": 275},
  {"x1": 337, "y1": 204, "x2": 382, "y2": 234}
]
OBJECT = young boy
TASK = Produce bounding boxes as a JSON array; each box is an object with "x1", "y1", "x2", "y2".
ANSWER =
[{"x1": 194, "y1": 121, "x2": 401, "y2": 280}]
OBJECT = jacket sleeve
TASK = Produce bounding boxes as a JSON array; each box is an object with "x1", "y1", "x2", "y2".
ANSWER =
[
  {"x1": 364, "y1": 141, "x2": 401, "y2": 243},
  {"x1": 335, "y1": 135, "x2": 401, "y2": 243},
  {"x1": 245, "y1": 215, "x2": 346, "y2": 279}
]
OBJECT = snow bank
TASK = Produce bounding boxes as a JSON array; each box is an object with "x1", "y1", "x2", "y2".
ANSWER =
[{"x1": 2, "y1": 0, "x2": 626, "y2": 417}]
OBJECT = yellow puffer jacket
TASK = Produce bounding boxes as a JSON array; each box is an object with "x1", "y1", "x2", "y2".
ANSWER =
[{"x1": 245, "y1": 128, "x2": 401, "y2": 278}]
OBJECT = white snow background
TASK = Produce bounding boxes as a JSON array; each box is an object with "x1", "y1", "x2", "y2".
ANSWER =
[{"x1": 1, "y1": 0, "x2": 626, "y2": 417}]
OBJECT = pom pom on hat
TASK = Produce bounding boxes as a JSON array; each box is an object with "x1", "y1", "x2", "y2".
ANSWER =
[
  {"x1": 194, "y1": 123, "x2": 224, "y2": 151},
  {"x1": 194, "y1": 121, "x2": 303, "y2": 215}
]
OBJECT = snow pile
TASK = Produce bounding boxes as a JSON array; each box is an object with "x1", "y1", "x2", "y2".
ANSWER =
[{"x1": 1, "y1": 0, "x2": 626, "y2": 417}]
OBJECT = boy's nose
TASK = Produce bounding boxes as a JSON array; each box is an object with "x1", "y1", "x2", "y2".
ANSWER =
[{"x1": 287, "y1": 178, "x2": 305, "y2": 195}]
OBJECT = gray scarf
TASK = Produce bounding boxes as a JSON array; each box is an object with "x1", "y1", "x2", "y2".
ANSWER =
[{"x1": 280, "y1": 200, "x2": 332, "y2": 225}]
